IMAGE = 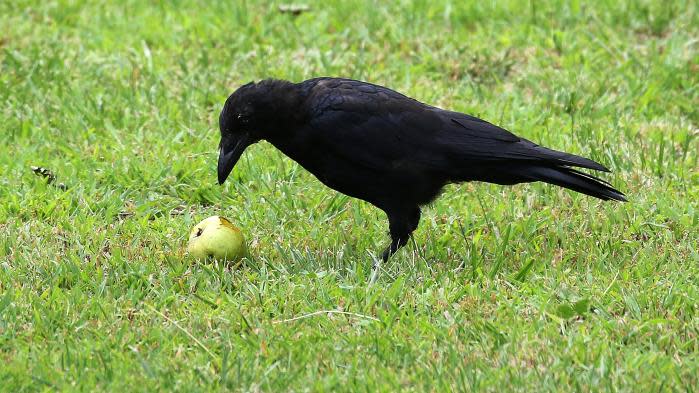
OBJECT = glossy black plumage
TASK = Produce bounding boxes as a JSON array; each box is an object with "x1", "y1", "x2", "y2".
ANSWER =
[{"x1": 217, "y1": 78, "x2": 626, "y2": 261}]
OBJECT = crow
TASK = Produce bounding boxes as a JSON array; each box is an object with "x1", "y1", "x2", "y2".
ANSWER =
[{"x1": 217, "y1": 78, "x2": 626, "y2": 262}]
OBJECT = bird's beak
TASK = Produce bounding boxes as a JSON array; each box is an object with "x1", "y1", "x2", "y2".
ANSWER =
[{"x1": 217, "y1": 133, "x2": 252, "y2": 185}]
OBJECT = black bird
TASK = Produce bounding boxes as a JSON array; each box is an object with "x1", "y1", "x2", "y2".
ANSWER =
[{"x1": 217, "y1": 78, "x2": 626, "y2": 262}]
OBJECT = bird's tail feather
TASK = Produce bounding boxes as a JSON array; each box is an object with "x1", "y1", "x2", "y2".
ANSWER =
[{"x1": 517, "y1": 165, "x2": 627, "y2": 201}]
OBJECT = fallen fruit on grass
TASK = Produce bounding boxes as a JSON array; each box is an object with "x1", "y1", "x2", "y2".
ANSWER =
[{"x1": 186, "y1": 216, "x2": 246, "y2": 264}]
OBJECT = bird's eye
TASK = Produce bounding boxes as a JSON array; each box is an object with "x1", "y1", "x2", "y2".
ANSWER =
[{"x1": 237, "y1": 113, "x2": 249, "y2": 124}]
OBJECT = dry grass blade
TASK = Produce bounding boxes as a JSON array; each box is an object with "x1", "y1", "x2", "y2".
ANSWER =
[{"x1": 272, "y1": 310, "x2": 379, "y2": 324}]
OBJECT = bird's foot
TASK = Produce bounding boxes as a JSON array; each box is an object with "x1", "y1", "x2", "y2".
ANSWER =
[{"x1": 369, "y1": 253, "x2": 382, "y2": 284}]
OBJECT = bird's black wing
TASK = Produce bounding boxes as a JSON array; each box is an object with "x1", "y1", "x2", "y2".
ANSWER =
[{"x1": 303, "y1": 78, "x2": 607, "y2": 175}]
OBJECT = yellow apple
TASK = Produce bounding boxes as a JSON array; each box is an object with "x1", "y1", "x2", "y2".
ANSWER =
[{"x1": 186, "y1": 216, "x2": 246, "y2": 264}]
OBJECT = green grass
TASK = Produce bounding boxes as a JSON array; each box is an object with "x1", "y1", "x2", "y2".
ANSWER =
[{"x1": 1, "y1": 0, "x2": 698, "y2": 391}]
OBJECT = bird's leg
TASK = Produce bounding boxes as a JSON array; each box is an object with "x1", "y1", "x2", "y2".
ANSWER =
[
  {"x1": 380, "y1": 207, "x2": 421, "y2": 263},
  {"x1": 381, "y1": 236, "x2": 407, "y2": 263}
]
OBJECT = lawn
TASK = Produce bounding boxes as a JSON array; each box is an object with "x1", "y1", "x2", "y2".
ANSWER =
[{"x1": 1, "y1": 0, "x2": 697, "y2": 391}]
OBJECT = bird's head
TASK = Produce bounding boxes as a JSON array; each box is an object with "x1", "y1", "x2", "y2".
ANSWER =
[{"x1": 217, "y1": 80, "x2": 297, "y2": 185}]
